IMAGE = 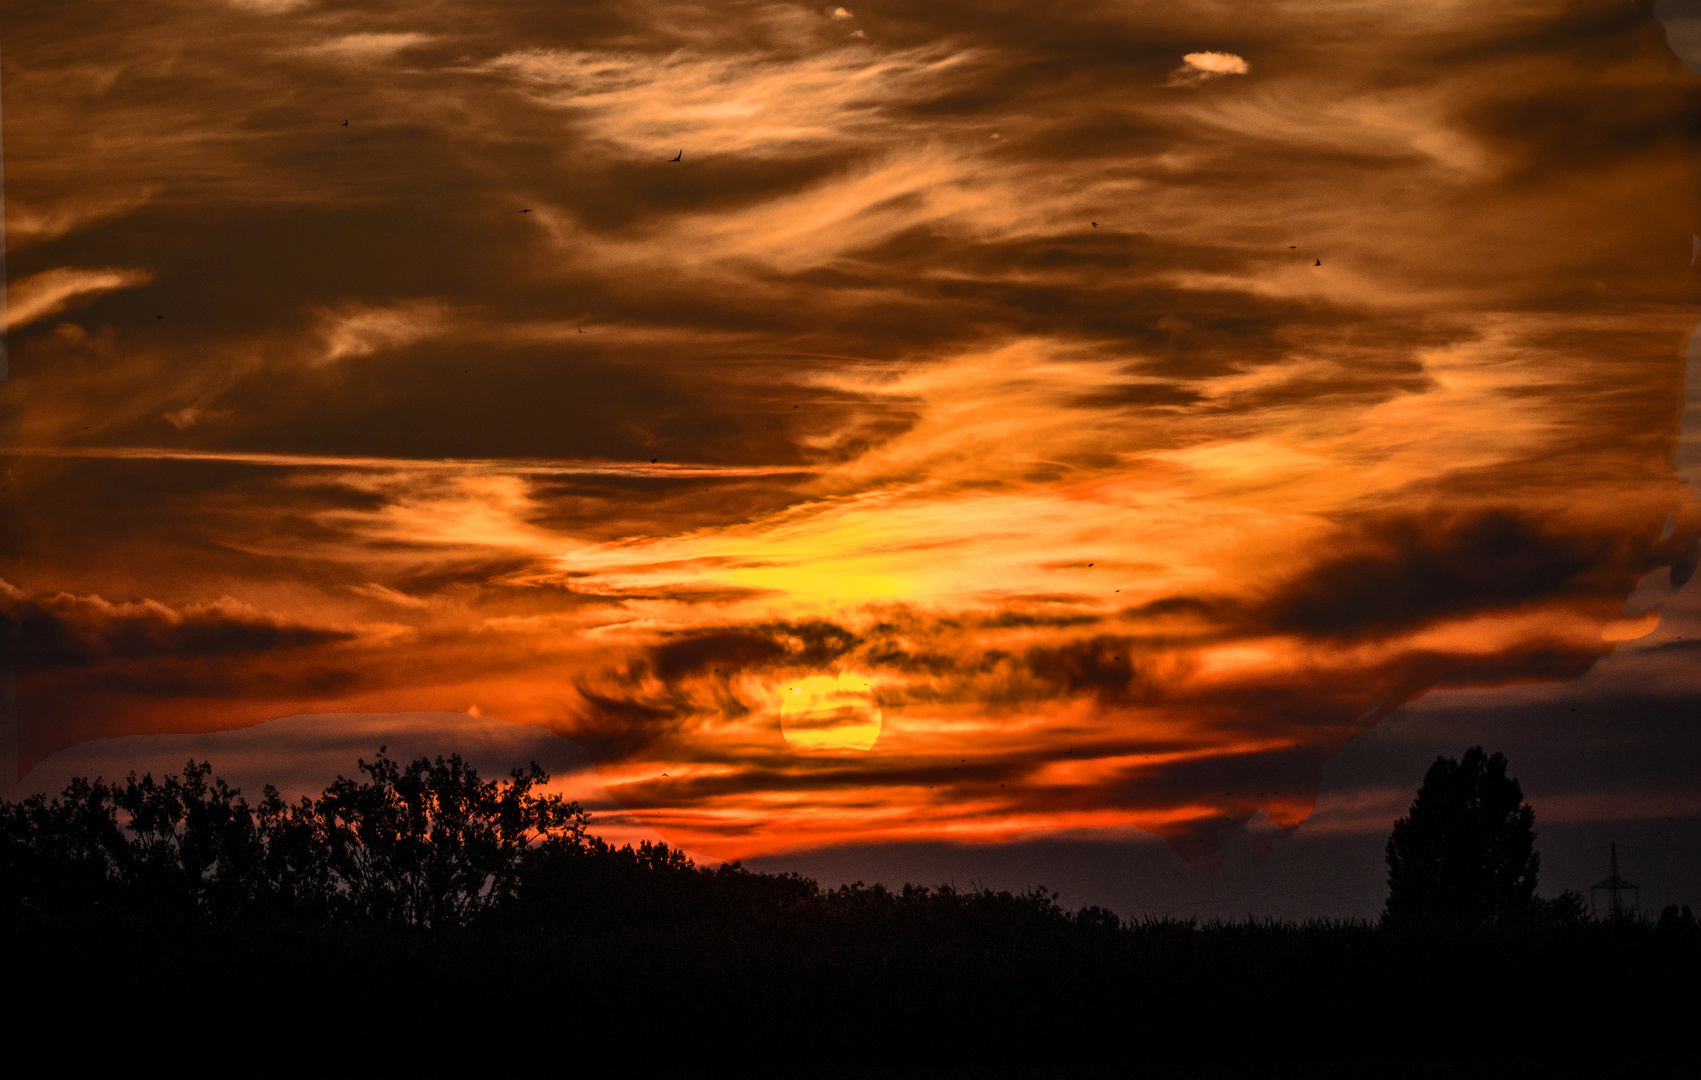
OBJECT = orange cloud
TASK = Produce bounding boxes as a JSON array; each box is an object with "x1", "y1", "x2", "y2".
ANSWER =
[{"x1": 3, "y1": 0, "x2": 1695, "y2": 863}]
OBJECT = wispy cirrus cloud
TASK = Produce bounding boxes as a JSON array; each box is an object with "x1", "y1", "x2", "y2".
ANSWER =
[
  {"x1": 5, "y1": 267, "x2": 155, "y2": 331},
  {"x1": 314, "y1": 299, "x2": 456, "y2": 365},
  {"x1": 298, "y1": 32, "x2": 436, "y2": 63}
]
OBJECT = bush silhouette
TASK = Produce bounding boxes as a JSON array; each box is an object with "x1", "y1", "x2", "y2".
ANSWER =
[{"x1": 1384, "y1": 746, "x2": 1539, "y2": 926}]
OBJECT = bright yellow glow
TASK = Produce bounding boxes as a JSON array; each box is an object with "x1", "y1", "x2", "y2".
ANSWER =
[{"x1": 779, "y1": 672, "x2": 882, "y2": 754}]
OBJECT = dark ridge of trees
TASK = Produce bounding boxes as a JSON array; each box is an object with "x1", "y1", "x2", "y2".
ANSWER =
[{"x1": 5, "y1": 754, "x2": 1699, "y2": 1076}]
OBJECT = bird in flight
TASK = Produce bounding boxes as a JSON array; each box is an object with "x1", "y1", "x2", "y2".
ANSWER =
[
  {"x1": 670, "y1": 150, "x2": 682, "y2": 162},
  {"x1": 1092, "y1": 222, "x2": 1098, "y2": 227},
  {"x1": 1314, "y1": 258, "x2": 1321, "y2": 266},
  {"x1": 342, "y1": 120, "x2": 348, "y2": 126},
  {"x1": 520, "y1": 209, "x2": 532, "y2": 213}
]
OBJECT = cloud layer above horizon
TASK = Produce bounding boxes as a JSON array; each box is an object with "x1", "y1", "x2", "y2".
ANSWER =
[{"x1": 3, "y1": 0, "x2": 1697, "y2": 859}]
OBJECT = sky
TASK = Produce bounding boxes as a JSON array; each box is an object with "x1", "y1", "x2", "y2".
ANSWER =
[{"x1": 2, "y1": 0, "x2": 1698, "y2": 913}]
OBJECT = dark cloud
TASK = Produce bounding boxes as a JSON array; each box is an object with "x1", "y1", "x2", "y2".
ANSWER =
[
  {"x1": 1025, "y1": 635, "x2": 1144, "y2": 706},
  {"x1": 651, "y1": 629, "x2": 790, "y2": 680},
  {"x1": 571, "y1": 685, "x2": 690, "y2": 762},
  {"x1": 1261, "y1": 511, "x2": 1650, "y2": 640},
  {"x1": 4, "y1": 587, "x2": 353, "y2": 671},
  {"x1": 648, "y1": 619, "x2": 862, "y2": 679}
]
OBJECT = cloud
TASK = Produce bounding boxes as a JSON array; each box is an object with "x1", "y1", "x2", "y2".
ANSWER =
[
  {"x1": 3, "y1": 0, "x2": 1694, "y2": 862},
  {"x1": 1653, "y1": 0, "x2": 1701, "y2": 72},
  {"x1": 4, "y1": 191, "x2": 157, "y2": 252},
  {"x1": 2, "y1": 585, "x2": 354, "y2": 671},
  {"x1": 5, "y1": 267, "x2": 155, "y2": 330},
  {"x1": 228, "y1": 0, "x2": 311, "y2": 12},
  {"x1": 479, "y1": 37, "x2": 974, "y2": 158},
  {"x1": 1168, "y1": 51, "x2": 1249, "y2": 86},
  {"x1": 299, "y1": 33, "x2": 434, "y2": 62},
  {"x1": 346, "y1": 583, "x2": 433, "y2": 609},
  {"x1": 315, "y1": 299, "x2": 455, "y2": 365},
  {"x1": 1258, "y1": 510, "x2": 1644, "y2": 641}
]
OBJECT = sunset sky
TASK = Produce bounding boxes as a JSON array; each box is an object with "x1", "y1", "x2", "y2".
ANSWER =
[{"x1": 3, "y1": 1, "x2": 1698, "y2": 906}]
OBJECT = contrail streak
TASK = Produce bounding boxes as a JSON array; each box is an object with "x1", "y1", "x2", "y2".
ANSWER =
[{"x1": 0, "y1": 446, "x2": 818, "y2": 478}]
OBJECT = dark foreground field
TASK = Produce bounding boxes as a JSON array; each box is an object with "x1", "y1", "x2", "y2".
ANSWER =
[
  {"x1": 12, "y1": 854, "x2": 1700, "y2": 1076},
  {"x1": 6, "y1": 755, "x2": 1697, "y2": 1076}
]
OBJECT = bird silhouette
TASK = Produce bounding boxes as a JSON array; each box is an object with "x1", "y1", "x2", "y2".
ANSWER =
[
  {"x1": 1092, "y1": 222, "x2": 1098, "y2": 227},
  {"x1": 578, "y1": 328, "x2": 584, "y2": 333},
  {"x1": 1314, "y1": 258, "x2": 1321, "y2": 266},
  {"x1": 521, "y1": 209, "x2": 532, "y2": 213},
  {"x1": 670, "y1": 150, "x2": 682, "y2": 162},
  {"x1": 342, "y1": 120, "x2": 348, "y2": 126}
]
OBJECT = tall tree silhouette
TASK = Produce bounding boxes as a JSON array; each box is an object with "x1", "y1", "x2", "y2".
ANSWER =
[{"x1": 1384, "y1": 746, "x2": 1539, "y2": 925}]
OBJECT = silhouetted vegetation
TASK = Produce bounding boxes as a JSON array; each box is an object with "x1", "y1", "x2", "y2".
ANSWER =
[
  {"x1": 2, "y1": 749, "x2": 587, "y2": 927},
  {"x1": 1385, "y1": 746, "x2": 1548, "y2": 926},
  {"x1": 5, "y1": 753, "x2": 1698, "y2": 1075}
]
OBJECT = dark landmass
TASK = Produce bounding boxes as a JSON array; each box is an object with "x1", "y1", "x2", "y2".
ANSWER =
[{"x1": 4, "y1": 752, "x2": 1697, "y2": 1077}]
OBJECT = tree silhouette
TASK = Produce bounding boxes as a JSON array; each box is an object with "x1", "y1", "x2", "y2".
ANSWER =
[
  {"x1": 317, "y1": 747, "x2": 588, "y2": 927},
  {"x1": 1, "y1": 749, "x2": 588, "y2": 927},
  {"x1": 1384, "y1": 746, "x2": 1539, "y2": 926}
]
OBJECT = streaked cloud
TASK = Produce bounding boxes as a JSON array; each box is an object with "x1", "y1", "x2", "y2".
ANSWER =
[
  {"x1": 228, "y1": 0, "x2": 312, "y2": 12},
  {"x1": 299, "y1": 32, "x2": 435, "y2": 62},
  {"x1": 5, "y1": 190, "x2": 157, "y2": 252},
  {"x1": 2, "y1": 0, "x2": 1694, "y2": 864},
  {"x1": 315, "y1": 299, "x2": 455, "y2": 365},
  {"x1": 5, "y1": 267, "x2": 155, "y2": 331}
]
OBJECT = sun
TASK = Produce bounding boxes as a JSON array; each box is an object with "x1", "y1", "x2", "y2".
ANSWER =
[{"x1": 778, "y1": 672, "x2": 882, "y2": 753}]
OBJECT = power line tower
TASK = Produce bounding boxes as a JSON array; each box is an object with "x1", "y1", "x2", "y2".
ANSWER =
[{"x1": 1590, "y1": 841, "x2": 1639, "y2": 920}]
